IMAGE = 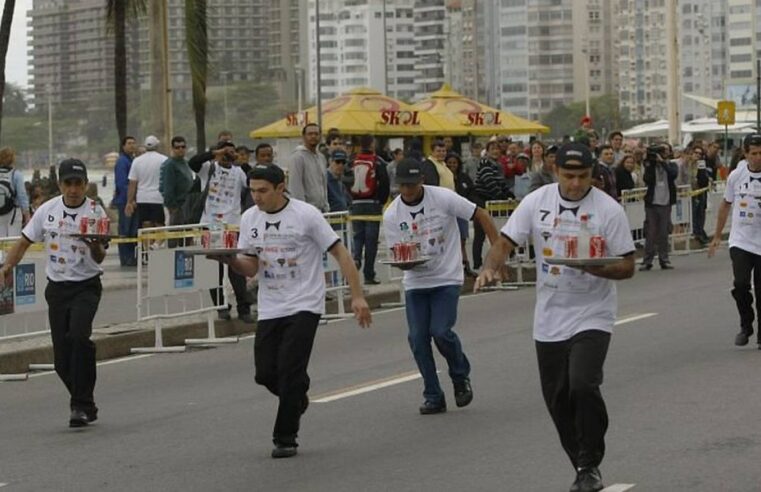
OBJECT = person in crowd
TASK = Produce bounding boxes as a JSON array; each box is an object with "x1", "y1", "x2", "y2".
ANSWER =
[
  {"x1": 0, "y1": 159, "x2": 109, "y2": 427},
  {"x1": 446, "y1": 153, "x2": 478, "y2": 278},
  {"x1": 210, "y1": 164, "x2": 371, "y2": 458},
  {"x1": 324, "y1": 134, "x2": 345, "y2": 161},
  {"x1": 677, "y1": 144, "x2": 711, "y2": 245},
  {"x1": 529, "y1": 141, "x2": 546, "y2": 175},
  {"x1": 574, "y1": 115, "x2": 595, "y2": 142},
  {"x1": 615, "y1": 154, "x2": 637, "y2": 197},
  {"x1": 235, "y1": 145, "x2": 253, "y2": 173},
  {"x1": 608, "y1": 131, "x2": 626, "y2": 165},
  {"x1": 386, "y1": 148, "x2": 404, "y2": 199},
  {"x1": 217, "y1": 130, "x2": 234, "y2": 143},
  {"x1": 593, "y1": 144, "x2": 618, "y2": 200},
  {"x1": 0, "y1": 147, "x2": 30, "y2": 237},
  {"x1": 288, "y1": 123, "x2": 329, "y2": 212},
  {"x1": 349, "y1": 135, "x2": 390, "y2": 285},
  {"x1": 159, "y1": 136, "x2": 194, "y2": 226},
  {"x1": 86, "y1": 183, "x2": 105, "y2": 210},
  {"x1": 463, "y1": 141, "x2": 483, "y2": 182},
  {"x1": 254, "y1": 143, "x2": 274, "y2": 167},
  {"x1": 30, "y1": 183, "x2": 45, "y2": 214},
  {"x1": 384, "y1": 158, "x2": 500, "y2": 415},
  {"x1": 326, "y1": 149, "x2": 351, "y2": 213},
  {"x1": 709, "y1": 134, "x2": 761, "y2": 348},
  {"x1": 529, "y1": 144, "x2": 558, "y2": 193},
  {"x1": 422, "y1": 140, "x2": 453, "y2": 188},
  {"x1": 473, "y1": 141, "x2": 513, "y2": 270},
  {"x1": 188, "y1": 141, "x2": 253, "y2": 323},
  {"x1": 113, "y1": 136, "x2": 137, "y2": 266},
  {"x1": 475, "y1": 143, "x2": 635, "y2": 492},
  {"x1": 406, "y1": 138, "x2": 425, "y2": 163},
  {"x1": 126, "y1": 135, "x2": 168, "y2": 229},
  {"x1": 705, "y1": 140, "x2": 722, "y2": 175},
  {"x1": 135, "y1": 145, "x2": 147, "y2": 157},
  {"x1": 640, "y1": 143, "x2": 678, "y2": 271}
]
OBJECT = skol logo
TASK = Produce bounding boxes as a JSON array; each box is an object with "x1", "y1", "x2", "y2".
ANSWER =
[
  {"x1": 285, "y1": 112, "x2": 309, "y2": 127},
  {"x1": 465, "y1": 112, "x2": 502, "y2": 126},
  {"x1": 380, "y1": 110, "x2": 420, "y2": 126}
]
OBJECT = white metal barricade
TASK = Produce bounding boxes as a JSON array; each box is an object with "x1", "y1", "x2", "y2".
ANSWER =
[
  {"x1": 0, "y1": 237, "x2": 50, "y2": 343},
  {"x1": 621, "y1": 185, "x2": 694, "y2": 253},
  {"x1": 132, "y1": 224, "x2": 237, "y2": 354},
  {"x1": 322, "y1": 211, "x2": 355, "y2": 320},
  {"x1": 485, "y1": 200, "x2": 532, "y2": 288}
]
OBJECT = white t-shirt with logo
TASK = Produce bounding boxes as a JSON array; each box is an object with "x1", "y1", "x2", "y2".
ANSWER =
[
  {"x1": 22, "y1": 197, "x2": 106, "y2": 282},
  {"x1": 198, "y1": 162, "x2": 248, "y2": 225},
  {"x1": 128, "y1": 150, "x2": 167, "y2": 204},
  {"x1": 503, "y1": 184, "x2": 635, "y2": 342},
  {"x1": 724, "y1": 164, "x2": 761, "y2": 256},
  {"x1": 383, "y1": 186, "x2": 476, "y2": 290},
  {"x1": 238, "y1": 198, "x2": 339, "y2": 321}
]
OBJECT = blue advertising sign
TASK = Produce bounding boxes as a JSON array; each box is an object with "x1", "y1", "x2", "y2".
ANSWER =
[
  {"x1": 15, "y1": 263, "x2": 35, "y2": 306},
  {"x1": 174, "y1": 251, "x2": 194, "y2": 289}
]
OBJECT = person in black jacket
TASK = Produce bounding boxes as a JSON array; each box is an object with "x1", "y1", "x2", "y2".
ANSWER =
[
  {"x1": 640, "y1": 144, "x2": 679, "y2": 271},
  {"x1": 349, "y1": 135, "x2": 390, "y2": 285},
  {"x1": 473, "y1": 141, "x2": 512, "y2": 269},
  {"x1": 446, "y1": 153, "x2": 478, "y2": 277}
]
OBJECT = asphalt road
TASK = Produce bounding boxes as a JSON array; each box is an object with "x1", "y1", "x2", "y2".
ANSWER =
[{"x1": 2, "y1": 250, "x2": 760, "y2": 491}]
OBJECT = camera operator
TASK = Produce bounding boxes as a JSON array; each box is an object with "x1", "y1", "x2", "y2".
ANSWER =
[{"x1": 640, "y1": 143, "x2": 679, "y2": 271}]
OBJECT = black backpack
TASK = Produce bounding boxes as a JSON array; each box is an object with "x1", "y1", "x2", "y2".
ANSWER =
[
  {"x1": 180, "y1": 163, "x2": 215, "y2": 224},
  {"x1": 0, "y1": 167, "x2": 16, "y2": 216}
]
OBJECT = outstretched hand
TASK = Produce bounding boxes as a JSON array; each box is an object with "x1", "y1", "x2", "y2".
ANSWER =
[
  {"x1": 351, "y1": 296, "x2": 372, "y2": 328},
  {"x1": 474, "y1": 267, "x2": 503, "y2": 292},
  {"x1": 707, "y1": 237, "x2": 721, "y2": 258}
]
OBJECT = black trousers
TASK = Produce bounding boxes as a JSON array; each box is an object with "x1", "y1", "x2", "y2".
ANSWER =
[
  {"x1": 536, "y1": 329, "x2": 611, "y2": 469},
  {"x1": 642, "y1": 204, "x2": 671, "y2": 266},
  {"x1": 210, "y1": 263, "x2": 252, "y2": 315},
  {"x1": 45, "y1": 276, "x2": 102, "y2": 411},
  {"x1": 729, "y1": 247, "x2": 761, "y2": 335},
  {"x1": 254, "y1": 311, "x2": 321, "y2": 446}
]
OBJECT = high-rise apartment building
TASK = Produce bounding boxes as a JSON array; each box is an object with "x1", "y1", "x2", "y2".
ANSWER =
[
  {"x1": 458, "y1": 0, "x2": 485, "y2": 101},
  {"x1": 415, "y1": 0, "x2": 447, "y2": 95}
]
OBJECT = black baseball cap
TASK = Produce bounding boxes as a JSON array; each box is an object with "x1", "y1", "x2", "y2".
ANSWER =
[
  {"x1": 330, "y1": 149, "x2": 348, "y2": 162},
  {"x1": 59, "y1": 159, "x2": 88, "y2": 181},
  {"x1": 556, "y1": 143, "x2": 594, "y2": 169},
  {"x1": 395, "y1": 158, "x2": 425, "y2": 185},
  {"x1": 248, "y1": 164, "x2": 285, "y2": 185}
]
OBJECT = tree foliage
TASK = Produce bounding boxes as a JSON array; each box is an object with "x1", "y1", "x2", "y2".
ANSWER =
[{"x1": 541, "y1": 94, "x2": 639, "y2": 139}]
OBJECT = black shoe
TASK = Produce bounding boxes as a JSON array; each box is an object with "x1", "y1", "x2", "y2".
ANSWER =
[
  {"x1": 735, "y1": 330, "x2": 752, "y2": 346},
  {"x1": 659, "y1": 262, "x2": 674, "y2": 270},
  {"x1": 69, "y1": 409, "x2": 90, "y2": 428},
  {"x1": 84, "y1": 406, "x2": 98, "y2": 423},
  {"x1": 364, "y1": 278, "x2": 381, "y2": 285},
  {"x1": 419, "y1": 399, "x2": 447, "y2": 415},
  {"x1": 570, "y1": 467, "x2": 604, "y2": 492},
  {"x1": 238, "y1": 313, "x2": 255, "y2": 324},
  {"x1": 453, "y1": 379, "x2": 473, "y2": 408},
  {"x1": 218, "y1": 309, "x2": 231, "y2": 321},
  {"x1": 271, "y1": 444, "x2": 298, "y2": 459},
  {"x1": 639, "y1": 263, "x2": 652, "y2": 271}
]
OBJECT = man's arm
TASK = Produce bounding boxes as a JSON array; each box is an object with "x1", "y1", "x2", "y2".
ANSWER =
[
  {"x1": 708, "y1": 200, "x2": 732, "y2": 257},
  {"x1": 125, "y1": 179, "x2": 138, "y2": 217},
  {"x1": 216, "y1": 254, "x2": 259, "y2": 278},
  {"x1": 0, "y1": 236, "x2": 32, "y2": 285},
  {"x1": 474, "y1": 235, "x2": 516, "y2": 291},
  {"x1": 329, "y1": 242, "x2": 371, "y2": 328},
  {"x1": 472, "y1": 207, "x2": 500, "y2": 245},
  {"x1": 578, "y1": 254, "x2": 635, "y2": 280},
  {"x1": 188, "y1": 150, "x2": 215, "y2": 173},
  {"x1": 82, "y1": 238, "x2": 107, "y2": 264}
]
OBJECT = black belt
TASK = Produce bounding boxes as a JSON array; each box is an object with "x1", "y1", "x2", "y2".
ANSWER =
[{"x1": 46, "y1": 275, "x2": 102, "y2": 287}]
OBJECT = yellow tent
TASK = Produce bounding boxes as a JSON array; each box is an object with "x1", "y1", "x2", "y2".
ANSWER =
[
  {"x1": 250, "y1": 87, "x2": 446, "y2": 139},
  {"x1": 412, "y1": 84, "x2": 550, "y2": 136}
]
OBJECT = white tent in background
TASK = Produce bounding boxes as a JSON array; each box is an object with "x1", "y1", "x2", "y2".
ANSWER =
[
  {"x1": 622, "y1": 120, "x2": 669, "y2": 138},
  {"x1": 681, "y1": 118, "x2": 756, "y2": 134}
]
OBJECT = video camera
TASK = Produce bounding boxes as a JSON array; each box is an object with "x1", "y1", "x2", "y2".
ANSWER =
[{"x1": 645, "y1": 144, "x2": 668, "y2": 165}]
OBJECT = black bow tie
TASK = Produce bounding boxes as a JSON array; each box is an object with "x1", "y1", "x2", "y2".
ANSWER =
[
  {"x1": 558, "y1": 204, "x2": 579, "y2": 217},
  {"x1": 265, "y1": 221, "x2": 281, "y2": 231},
  {"x1": 750, "y1": 177, "x2": 761, "y2": 183},
  {"x1": 410, "y1": 208, "x2": 424, "y2": 220},
  {"x1": 63, "y1": 211, "x2": 78, "y2": 221}
]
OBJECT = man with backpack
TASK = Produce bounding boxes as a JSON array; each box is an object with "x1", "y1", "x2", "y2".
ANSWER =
[
  {"x1": 349, "y1": 135, "x2": 390, "y2": 285},
  {"x1": 0, "y1": 147, "x2": 30, "y2": 237}
]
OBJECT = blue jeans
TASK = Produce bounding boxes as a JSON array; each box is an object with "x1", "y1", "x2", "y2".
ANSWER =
[
  {"x1": 404, "y1": 285, "x2": 470, "y2": 404},
  {"x1": 692, "y1": 194, "x2": 707, "y2": 238},
  {"x1": 117, "y1": 204, "x2": 138, "y2": 266},
  {"x1": 352, "y1": 220, "x2": 380, "y2": 281}
]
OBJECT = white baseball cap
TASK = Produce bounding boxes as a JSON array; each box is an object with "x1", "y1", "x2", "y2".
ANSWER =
[{"x1": 144, "y1": 135, "x2": 160, "y2": 149}]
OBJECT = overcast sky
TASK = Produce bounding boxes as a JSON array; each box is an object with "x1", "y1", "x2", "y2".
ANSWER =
[{"x1": 2, "y1": 0, "x2": 32, "y2": 88}]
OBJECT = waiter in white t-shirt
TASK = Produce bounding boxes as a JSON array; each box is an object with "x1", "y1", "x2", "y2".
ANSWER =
[
  {"x1": 0, "y1": 159, "x2": 108, "y2": 428},
  {"x1": 189, "y1": 140, "x2": 252, "y2": 321},
  {"x1": 710, "y1": 133, "x2": 761, "y2": 348},
  {"x1": 475, "y1": 143, "x2": 635, "y2": 492},
  {"x1": 383, "y1": 158, "x2": 500, "y2": 415},
  {"x1": 208, "y1": 164, "x2": 371, "y2": 459}
]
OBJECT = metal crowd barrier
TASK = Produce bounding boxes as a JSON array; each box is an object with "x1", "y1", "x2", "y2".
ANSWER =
[
  {"x1": 485, "y1": 200, "x2": 532, "y2": 288},
  {"x1": 322, "y1": 211, "x2": 354, "y2": 320}
]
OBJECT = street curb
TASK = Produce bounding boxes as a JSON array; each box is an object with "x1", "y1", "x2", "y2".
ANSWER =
[{"x1": 0, "y1": 285, "x2": 417, "y2": 375}]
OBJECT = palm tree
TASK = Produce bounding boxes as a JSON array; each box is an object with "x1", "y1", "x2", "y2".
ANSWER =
[
  {"x1": 106, "y1": 0, "x2": 146, "y2": 145},
  {"x1": 0, "y1": 0, "x2": 17, "y2": 142},
  {"x1": 184, "y1": 0, "x2": 208, "y2": 150}
]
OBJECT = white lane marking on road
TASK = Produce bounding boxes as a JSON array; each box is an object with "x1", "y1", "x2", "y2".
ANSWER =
[
  {"x1": 312, "y1": 371, "x2": 422, "y2": 403},
  {"x1": 602, "y1": 484, "x2": 636, "y2": 492},
  {"x1": 614, "y1": 313, "x2": 657, "y2": 326},
  {"x1": 28, "y1": 354, "x2": 155, "y2": 379},
  {"x1": 0, "y1": 482, "x2": 8, "y2": 488}
]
